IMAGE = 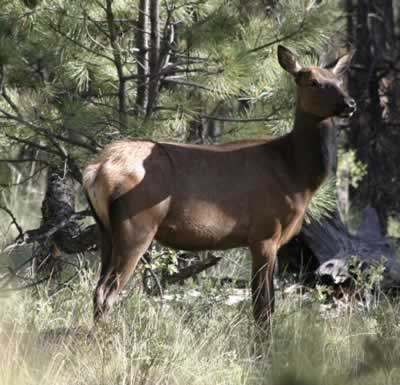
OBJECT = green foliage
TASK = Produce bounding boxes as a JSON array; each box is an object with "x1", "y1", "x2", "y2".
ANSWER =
[
  {"x1": 0, "y1": 0, "x2": 346, "y2": 229},
  {"x1": 182, "y1": 2, "x2": 241, "y2": 48},
  {"x1": 312, "y1": 284, "x2": 334, "y2": 304},
  {"x1": 0, "y1": 0, "x2": 343, "y2": 147},
  {"x1": 337, "y1": 149, "x2": 367, "y2": 189},
  {"x1": 144, "y1": 243, "x2": 179, "y2": 276},
  {"x1": 305, "y1": 177, "x2": 337, "y2": 224},
  {"x1": 387, "y1": 216, "x2": 400, "y2": 238},
  {"x1": 349, "y1": 256, "x2": 386, "y2": 292}
]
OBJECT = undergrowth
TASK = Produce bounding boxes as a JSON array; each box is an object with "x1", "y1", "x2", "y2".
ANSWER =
[{"x1": 1, "y1": 268, "x2": 400, "y2": 385}]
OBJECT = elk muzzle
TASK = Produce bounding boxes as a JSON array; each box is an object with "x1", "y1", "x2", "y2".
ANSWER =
[{"x1": 338, "y1": 97, "x2": 356, "y2": 118}]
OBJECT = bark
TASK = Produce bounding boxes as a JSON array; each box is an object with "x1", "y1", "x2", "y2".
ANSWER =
[
  {"x1": 187, "y1": 116, "x2": 222, "y2": 144},
  {"x1": 105, "y1": 0, "x2": 127, "y2": 130},
  {"x1": 135, "y1": 0, "x2": 150, "y2": 114},
  {"x1": 146, "y1": 0, "x2": 160, "y2": 116},
  {"x1": 346, "y1": 0, "x2": 399, "y2": 233},
  {"x1": 33, "y1": 166, "x2": 76, "y2": 276}
]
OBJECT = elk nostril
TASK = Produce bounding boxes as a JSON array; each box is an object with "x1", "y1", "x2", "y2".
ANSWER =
[{"x1": 347, "y1": 98, "x2": 356, "y2": 109}]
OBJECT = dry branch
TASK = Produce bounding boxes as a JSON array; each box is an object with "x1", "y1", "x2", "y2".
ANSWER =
[
  {"x1": 0, "y1": 205, "x2": 24, "y2": 239},
  {"x1": 163, "y1": 253, "x2": 222, "y2": 285}
]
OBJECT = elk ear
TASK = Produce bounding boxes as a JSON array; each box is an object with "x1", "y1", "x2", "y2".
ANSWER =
[
  {"x1": 326, "y1": 52, "x2": 353, "y2": 77},
  {"x1": 277, "y1": 45, "x2": 302, "y2": 76}
]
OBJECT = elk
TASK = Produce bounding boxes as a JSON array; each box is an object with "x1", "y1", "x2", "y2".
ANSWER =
[{"x1": 83, "y1": 46, "x2": 356, "y2": 330}]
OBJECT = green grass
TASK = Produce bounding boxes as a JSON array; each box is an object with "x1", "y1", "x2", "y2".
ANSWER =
[{"x1": 2, "y1": 268, "x2": 400, "y2": 385}]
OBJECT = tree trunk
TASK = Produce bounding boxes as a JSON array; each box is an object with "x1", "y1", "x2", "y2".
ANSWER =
[
  {"x1": 33, "y1": 166, "x2": 75, "y2": 277},
  {"x1": 105, "y1": 0, "x2": 128, "y2": 130},
  {"x1": 146, "y1": 0, "x2": 160, "y2": 116},
  {"x1": 135, "y1": 0, "x2": 150, "y2": 115},
  {"x1": 346, "y1": 0, "x2": 399, "y2": 234}
]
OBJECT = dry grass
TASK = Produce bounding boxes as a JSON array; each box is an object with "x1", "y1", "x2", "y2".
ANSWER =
[{"x1": 1, "y1": 268, "x2": 400, "y2": 385}]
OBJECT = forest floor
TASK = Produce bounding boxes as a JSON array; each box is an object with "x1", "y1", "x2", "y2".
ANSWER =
[{"x1": 1, "y1": 266, "x2": 400, "y2": 385}]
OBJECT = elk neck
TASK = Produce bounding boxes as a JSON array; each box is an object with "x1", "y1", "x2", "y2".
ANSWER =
[{"x1": 288, "y1": 108, "x2": 335, "y2": 191}]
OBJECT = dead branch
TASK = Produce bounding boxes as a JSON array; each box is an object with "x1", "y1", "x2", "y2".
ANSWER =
[
  {"x1": 0, "y1": 205, "x2": 24, "y2": 239},
  {"x1": 141, "y1": 253, "x2": 164, "y2": 300},
  {"x1": 0, "y1": 166, "x2": 46, "y2": 189},
  {"x1": 0, "y1": 158, "x2": 48, "y2": 165},
  {"x1": 23, "y1": 209, "x2": 93, "y2": 244},
  {"x1": 163, "y1": 253, "x2": 222, "y2": 285}
]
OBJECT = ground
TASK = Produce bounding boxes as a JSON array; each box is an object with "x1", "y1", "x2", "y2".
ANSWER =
[{"x1": 1, "y1": 265, "x2": 400, "y2": 385}]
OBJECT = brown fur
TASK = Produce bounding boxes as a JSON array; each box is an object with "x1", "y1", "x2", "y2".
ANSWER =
[{"x1": 83, "y1": 46, "x2": 356, "y2": 330}]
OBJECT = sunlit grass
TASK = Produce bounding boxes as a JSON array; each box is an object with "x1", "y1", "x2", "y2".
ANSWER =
[{"x1": 1, "y1": 268, "x2": 400, "y2": 385}]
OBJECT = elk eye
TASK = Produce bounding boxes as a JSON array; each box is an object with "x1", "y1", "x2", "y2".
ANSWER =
[{"x1": 309, "y1": 80, "x2": 320, "y2": 88}]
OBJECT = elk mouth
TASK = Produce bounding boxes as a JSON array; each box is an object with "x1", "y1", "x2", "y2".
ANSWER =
[
  {"x1": 339, "y1": 110, "x2": 355, "y2": 118},
  {"x1": 338, "y1": 105, "x2": 356, "y2": 118},
  {"x1": 337, "y1": 99, "x2": 357, "y2": 118}
]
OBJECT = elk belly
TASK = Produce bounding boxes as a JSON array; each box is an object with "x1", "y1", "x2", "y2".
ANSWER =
[{"x1": 155, "y1": 201, "x2": 249, "y2": 251}]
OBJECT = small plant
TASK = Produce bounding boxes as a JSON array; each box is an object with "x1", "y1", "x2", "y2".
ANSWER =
[
  {"x1": 337, "y1": 149, "x2": 367, "y2": 189},
  {"x1": 348, "y1": 256, "x2": 385, "y2": 292},
  {"x1": 387, "y1": 216, "x2": 400, "y2": 238},
  {"x1": 141, "y1": 243, "x2": 179, "y2": 295},
  {"x1": 346, "y1": 256, "x2": 386, "y2": 310},
  {"x1": 144, "y1": 243, "x2": 179, "y2": 276},
  {"x1": 313, "y1": 284, "x2": 334, "y2": 304}
]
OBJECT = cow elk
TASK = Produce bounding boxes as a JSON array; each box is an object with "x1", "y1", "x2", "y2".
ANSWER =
[{"x1": 83, "y1": 45, "x2": 356, "y2": 330}]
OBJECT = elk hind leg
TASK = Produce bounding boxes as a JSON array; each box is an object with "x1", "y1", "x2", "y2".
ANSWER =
[
  {"x1": 94, "y1": 217, "x2": 157, "y2": 320},
  {"x1": 93, "y1": 226, "x2": 113, "y2": 320}
]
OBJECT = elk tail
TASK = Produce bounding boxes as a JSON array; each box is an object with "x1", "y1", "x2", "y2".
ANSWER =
[{"x1": 83, "y1": 163, "x2": 110, "y2": 232}]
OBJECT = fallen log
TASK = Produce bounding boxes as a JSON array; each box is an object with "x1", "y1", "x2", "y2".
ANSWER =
[{"x1": 279, "y1": 207, "x2": 400, "y2": 289}]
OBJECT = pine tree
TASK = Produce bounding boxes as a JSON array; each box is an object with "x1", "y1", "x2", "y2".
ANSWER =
[
  {"x1": 345, "y1": 0, "x2": 400, "y2": 234},
  {"x1": 0, "y1": 0, "x2": 342, "y2": 269}
]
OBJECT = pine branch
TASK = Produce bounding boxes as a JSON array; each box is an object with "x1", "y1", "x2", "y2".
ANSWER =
[
  {"x1": 47, "y1": 22, "x2": 114, "y2": 62},
  {"x1": 246, "y1": 18, "x2": 306, "y2": 54},
  {"x1": 201, "y1": 113, "x2": 280, "y2": 123},
  {"x1": 5, "y1": 134, "x2": 61, "y2": 157},
  {"x1": 0, "y1": 106, "x2": 98, "y2": 154},
  {"x1": 162, "y1": 78, "x2": 213, "y2": 91}
]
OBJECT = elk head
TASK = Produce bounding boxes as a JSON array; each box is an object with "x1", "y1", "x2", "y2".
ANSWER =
[{"x1": 278, "y1": 45, "x2": 356, "y2": 119}]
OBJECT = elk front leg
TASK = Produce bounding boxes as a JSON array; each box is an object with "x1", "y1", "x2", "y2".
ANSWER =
[{"x1": 250, "y1": 240, "x2": 277, "y2": 332}]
